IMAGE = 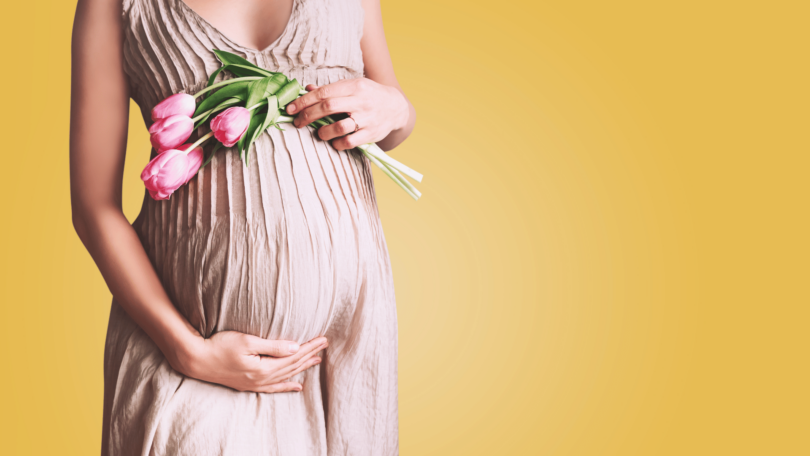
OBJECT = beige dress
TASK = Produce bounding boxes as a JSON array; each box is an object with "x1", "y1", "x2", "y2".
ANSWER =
[{"x1": 101, "y1": 0, "x2": 399, "y2": 454}]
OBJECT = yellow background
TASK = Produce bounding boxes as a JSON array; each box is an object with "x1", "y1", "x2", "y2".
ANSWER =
[{"x1": 1, "y1": 0, "x2": 807, "y2": 454}]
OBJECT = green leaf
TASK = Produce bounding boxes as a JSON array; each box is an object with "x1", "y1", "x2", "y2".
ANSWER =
[
  {"x1": 310, "y1": 118, "x2": 330, "y2": 129},
  {"x1": 276, "y1": 79, "x2": 302, "y2": 107},
  {"x1": 193, "y1": 81, "x2": 250, "y2": 117},
  {"x1": 193, "y1": 116, "x2": 209, "y2": 131},
  {"x1": 265, "y1": 73, "x2": 288, "y2": 97},
  {"x1": 213, "y1": 50, "x2": 262, "y2": 70},
  {"x1": 259, "y1": 96, "x2": 280, "y2": 133},
  {"x1": 243, "y1": 96, "x2": 279, "y2": 164},
  {"x1": 237, "y1": 111, "x2": 253, "y2": 158},
  {"x1": 243, "y1": 110, "x2": 265, "y2": 166},
  {"x1": 223, "y1": 64, "x2": 274, "y2": 78},
  {"x1": 246, "y1": 77, "x2": 273, "y2": 110},
  {"x1": 194, "y1": 97, "x2": 241, "y2": 129},
  {"x1": 212, "y1": 51, "x2": 274, "y2": 77},
  {"x1": 213, "y1": 97, "x2": 242, "y2": 112},
  {"x1": 206, "y1": 65, "x2": 227, "y2": 87}
]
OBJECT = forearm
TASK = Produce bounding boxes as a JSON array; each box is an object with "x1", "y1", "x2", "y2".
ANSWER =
[
  {"x1": 73, "y1": 205, "x2": 202, "y2": 373},
  {"x1": 70, "y1": 0, "x2": 203, "y2": 376}
]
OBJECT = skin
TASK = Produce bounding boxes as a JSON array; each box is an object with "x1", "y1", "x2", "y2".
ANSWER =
[
  {"x1": 183, "y1": 0, "x2": 416, "y2": 150},
  {"x1": 286, "y1": 0, "x2": 416, "y2": 151},
  {"x1": 70, "y1": 0, "x2": 413, "y2": 394}
]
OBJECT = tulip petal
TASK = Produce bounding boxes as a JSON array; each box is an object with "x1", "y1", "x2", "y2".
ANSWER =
[
  {"x1": 149, "y1": 115, "x2": 194, "y2": 152},
  {"x1": 140, "y1": 148, "x2": 190, "y2": 200},
  {"x1": 177, "y1": 144, "x2": 205, "y2": 183},
  {"x1": 151, "y1": 93, "x2": 196, "y2": 121},
  {"x1": 211, "y1": 107, "x2": 250, "y2": 148}
]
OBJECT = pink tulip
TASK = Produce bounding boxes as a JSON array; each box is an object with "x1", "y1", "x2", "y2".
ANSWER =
[
  {"x1": 151, "y1": 93, "x2": 196, "y2": 121},
  {"x1": 149, "y1": 114, "x2": 194, "y2": 152},
  {"x1": 140, "y1": 149, "x2": 191, "y2": 200},
  {"x1": 176, "y1": 143, "x2": 204, "y2": 184},
  {"x1": 210, "y1": 107, "x2": 250, "y2": 147}
]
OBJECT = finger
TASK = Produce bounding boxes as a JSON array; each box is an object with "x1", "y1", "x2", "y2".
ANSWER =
[
  {"x1": 255, "y1": 382, "x2": 303, "y2": 394},
  {"x1": 273, "y1": 340, "x2": 327, "y2": 378},
  {"x1": 288, "y1": 356, "x2": 323, "y2": 379},
  {"x1": 305, "y1": 84, "x2": 319, "y2": 92},
  {"x1": 286, "y1": 80, "x2": 357, "y2": 115},
  {"x1": 331, "y1": 129, "x2": 375, "y2": 151},
  {"x1": 255, "y1": 340, "x2": 325, "y2": 384},
  {"x1": 294, "y1": 97, "x2": 359, "y2": 128},
  {"x1": 273, "y1": 337, "x2": 327, "y2": 368},
  {"x1": 245, "y1": 335, "x2": 301, "y2": 357},
  {"x1": 317, "y1": 117, "x2": 359, "y2": 141},
  {"x1": 276, "y1": 354, "x2": 323, "y2": 380}
]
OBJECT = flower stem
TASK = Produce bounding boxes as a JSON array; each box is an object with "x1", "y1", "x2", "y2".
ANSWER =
[
  {"x1": 192, "y1": 109, "x2": 213, "y2": 123},
  {"x1": 266, "y1": 103, "x2": 423, "y2": 199},
  {"x1": 358, "y1": 143, "x2": 423, "y2": 182},
  {"x1": 363, "y1": 148, "x2": 420, "y2": 197},
  {"x1": 192, "y1": 76, "x2": 262, "y2": 99},
  {"x1": 185, "y1": 131, "x2": 215, "y2": 153},
  {"x1": 364, "y1": 151, "x2": 419, "y2": 200},
  {"x1": 247, "y1": 99, "x2": 268, "y2": 111},
  {"x1": 382, "y1": 160, "x2": 421, "y2": 197}
]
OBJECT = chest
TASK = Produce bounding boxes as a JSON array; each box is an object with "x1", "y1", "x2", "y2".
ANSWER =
[
  {"x1": 177, "y1": 0, "x2": 294, "y2": 52},
  {"x1": 122, "y1": 0, "x2": 367, "y2": 121}
]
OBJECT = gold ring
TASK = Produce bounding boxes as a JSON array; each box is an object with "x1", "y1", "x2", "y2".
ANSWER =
[{"x1": 348, "y1": 114, "x2": 359, "y2": 133}]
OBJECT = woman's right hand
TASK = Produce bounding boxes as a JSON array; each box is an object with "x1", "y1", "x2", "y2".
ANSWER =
[{"x1": 179, "y1": 331, "x2": 328, "y2": 393}]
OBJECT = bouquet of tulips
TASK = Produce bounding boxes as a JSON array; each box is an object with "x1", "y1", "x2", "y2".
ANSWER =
[{"x1": 141, "y1": 50, "x2": 423, "y2": 201}]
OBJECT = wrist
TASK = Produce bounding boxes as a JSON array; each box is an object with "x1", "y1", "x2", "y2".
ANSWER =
[
  {"x1": 161, "y1": 320, "x2": 206, "y2": 377},
  {"x1": 387, "y1": 85, "x2": 410, "y2": 131}
]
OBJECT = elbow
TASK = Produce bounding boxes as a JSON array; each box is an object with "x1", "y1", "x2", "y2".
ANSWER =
[
  {"x1": 72, "y1": 208, "x2": 90, "y2": 243},
  {"x1": 71, "y1": 203, "x2": 101, "y2": 244},
  {"x1": 71, "y1": 202, "x2": 126, "y2": 243}
]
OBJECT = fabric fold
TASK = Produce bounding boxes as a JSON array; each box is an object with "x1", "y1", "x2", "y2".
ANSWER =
[{"x1": 106, "y1": 0, "x2": 399, "y2": 454}]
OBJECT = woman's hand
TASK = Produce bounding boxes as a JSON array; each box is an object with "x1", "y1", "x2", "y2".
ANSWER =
[
  {"x1": 285, "y1": 78, "x2": 410, "y2": 151},
  {"x1": 179, "y1": 331, "x2": 328, "y2": 393}
]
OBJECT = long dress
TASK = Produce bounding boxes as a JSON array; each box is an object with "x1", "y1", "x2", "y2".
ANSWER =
[{"x1": 101, "y1": 0, "x2": 399, "y2": 454}]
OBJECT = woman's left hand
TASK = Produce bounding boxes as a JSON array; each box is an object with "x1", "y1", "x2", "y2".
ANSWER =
[{"x1": 285, "y1": 78, "x2": 410, "y2": 151}]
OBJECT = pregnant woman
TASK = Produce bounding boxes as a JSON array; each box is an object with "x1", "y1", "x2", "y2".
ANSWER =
[{"x1": 69, "y1": 0, "x2": 415, "y2": 454}]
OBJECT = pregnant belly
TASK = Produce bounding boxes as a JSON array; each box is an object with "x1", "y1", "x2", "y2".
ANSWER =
[{"x1": 133, "y1": 132, "x2": 381, "y2": 343}]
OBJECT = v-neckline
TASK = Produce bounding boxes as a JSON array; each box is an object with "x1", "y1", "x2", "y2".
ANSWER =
[{"x1": 172, "y1": 0, "x2": 297, "y2": 54}]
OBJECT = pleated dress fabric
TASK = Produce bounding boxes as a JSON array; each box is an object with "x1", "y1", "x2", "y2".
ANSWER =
[{"x1": 101, "y1": 0, "x2": 399, "y2": 454}]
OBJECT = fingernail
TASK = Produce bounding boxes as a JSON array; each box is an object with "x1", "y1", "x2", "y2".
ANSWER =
[
  {"x1": 288, "y1": 343, "x2": 300, "y2": 354},
  {"x1": 287, "y1": 104, "x2": 296, "y2": 114}
]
